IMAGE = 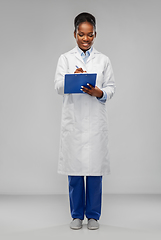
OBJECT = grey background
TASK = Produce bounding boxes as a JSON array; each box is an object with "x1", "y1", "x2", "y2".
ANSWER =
[{"x1": 0, "y1": 0, "x2": 161, "y2": 194}]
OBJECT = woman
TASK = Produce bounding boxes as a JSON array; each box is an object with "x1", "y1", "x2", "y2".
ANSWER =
[{"x1": 54, "y1": 12, "x2": 116, "y2": 230}]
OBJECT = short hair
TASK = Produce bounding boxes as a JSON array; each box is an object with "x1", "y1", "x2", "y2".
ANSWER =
[{"x1": 74, "y1": 12, "x2": 96, "y2": 32}]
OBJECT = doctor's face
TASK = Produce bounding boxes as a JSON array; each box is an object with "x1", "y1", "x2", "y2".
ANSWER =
[{"x1": 74, "y1": 21, "x2": 96, "y2": 52}]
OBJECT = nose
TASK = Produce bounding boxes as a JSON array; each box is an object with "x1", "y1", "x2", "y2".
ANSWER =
[{"x1": 83, "y1": 35, "x2": 89, "y2": 41}]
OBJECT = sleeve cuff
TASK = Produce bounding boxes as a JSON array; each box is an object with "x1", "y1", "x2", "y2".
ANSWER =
[{"x1": 97, "y1": 90, "x2": 107, "y2": 103}]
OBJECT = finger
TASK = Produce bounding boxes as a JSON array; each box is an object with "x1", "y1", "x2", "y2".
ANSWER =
[
  {"x1": 81, "y1": 88, "x2": 91, "y2": 95},
  {"x1": 81, "y1": 87, "x2": 93, "y2": 96},
  {"x1": 81, "y1": 86, "x2": 90, "y2": 91},
  {"x1": 87, "y1": 83, "x2": 94, "y2": 89},
  {"x1": 80, "y1": 88, "x2": 88, "y2": 94},
  {"x1": 77, "y1": 68, "x2": 84, "y2": 73},
  {"x1": 78, "y1": 67, "x2": 83, "y2": 71},
  {"x1": 75, "y1": 68, "x2": 84, "y2": 73}
]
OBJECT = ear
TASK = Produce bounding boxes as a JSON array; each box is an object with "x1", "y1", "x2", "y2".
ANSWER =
[
  {"x1": 74, "y1": 31, "x2": 76, "y2": 39},
  {"x1": 94, "y1": 31, "x2": 97, "y2": 38}
]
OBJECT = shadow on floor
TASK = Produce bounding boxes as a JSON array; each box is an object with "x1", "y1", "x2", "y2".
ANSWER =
[{"x1": 1, "y1": 224, "x2": 161, "y2": 240}]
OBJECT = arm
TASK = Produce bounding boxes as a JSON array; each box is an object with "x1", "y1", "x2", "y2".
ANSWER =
[
  {"x1": 100, "y1": 58, "x2": 116, "y2": 102},
  {"x1": 81, "y1": 58, "x2": 116, "y2": 103},
  {"x1": 54, "y1": 54, "x2": 68, "y2": 95}
]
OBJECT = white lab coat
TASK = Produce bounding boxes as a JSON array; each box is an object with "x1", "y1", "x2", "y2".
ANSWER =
[{"x1": 54, "y1": 46, "x2": 116, "y2": 176}]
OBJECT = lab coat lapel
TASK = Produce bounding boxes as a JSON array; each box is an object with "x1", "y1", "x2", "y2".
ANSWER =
[
  {"x1": 86, "y1": 48, "x2": 96, "y2": 64},
  {"x1": 72, "y1": 47, "x2": 84, "y2": 64}
]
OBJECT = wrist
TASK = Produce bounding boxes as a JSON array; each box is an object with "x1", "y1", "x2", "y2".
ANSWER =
[{"x1": 97, "y1": 90, "x2": 103, "y2": 98}]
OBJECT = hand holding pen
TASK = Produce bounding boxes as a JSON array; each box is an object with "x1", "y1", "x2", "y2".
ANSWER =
[{"x1": 74, "y1": 65, "x2": 87, "y2": 74}]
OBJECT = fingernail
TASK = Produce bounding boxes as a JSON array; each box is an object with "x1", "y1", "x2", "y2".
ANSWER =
[
  {"x1": 81, "y1": 86, "x2": 83, "y2": 88},
  {"x1": 87, "y1": 83, "x2": 89, "y2": 85},
  {"x1": 80, "y1": 89, "x2": 83, "y2": 91}
]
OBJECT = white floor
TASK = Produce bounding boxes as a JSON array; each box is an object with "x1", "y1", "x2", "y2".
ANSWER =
[{"x1": 0, "y1": 194, "x2": 161, "y2": 240}]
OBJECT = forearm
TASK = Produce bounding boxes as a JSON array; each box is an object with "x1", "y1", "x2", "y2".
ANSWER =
[
  {"x1": 100, "y1": 58, "x2": 116, "y2": 101},
  {"x1": 54, "y1": 77, "x2": 64, "y2": 95},
  {"x1": 54, "y1": 55, "x2": 68, "y2": 95}
]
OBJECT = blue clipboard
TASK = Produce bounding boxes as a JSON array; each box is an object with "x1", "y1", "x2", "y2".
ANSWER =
[{"x1": 64, "y1": 73, "x2": 97, "y2": 94}]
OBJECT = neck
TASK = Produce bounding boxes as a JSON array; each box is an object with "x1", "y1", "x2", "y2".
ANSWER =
[
  {"x1": 79, "y1": 46, "x2": 91, "y2": 53},
  {"x1": 81, "y1": 48, "x2": 88, "y2": 53}
]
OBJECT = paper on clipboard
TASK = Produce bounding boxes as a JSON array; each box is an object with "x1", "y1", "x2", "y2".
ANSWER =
[{"x1": 64, "y1": 73, "x2": 97, "y2": 94}]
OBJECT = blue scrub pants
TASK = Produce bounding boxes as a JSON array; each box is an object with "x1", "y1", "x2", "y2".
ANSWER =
[{"x1": 68, "y1": 176, "x2": 102, "y2": 220}]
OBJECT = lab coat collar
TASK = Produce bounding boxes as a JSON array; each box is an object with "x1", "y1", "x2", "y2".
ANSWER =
[
  {"x1": 70, "y1": 46, "x2": 99, "y2": 64},
  {"x1": 76, "y1": 45, "x2": 93, "y2": 57}
]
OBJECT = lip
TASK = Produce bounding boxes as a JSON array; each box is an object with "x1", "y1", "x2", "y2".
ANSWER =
[{"x1": 82, "y1": 43, "x2": 90, "y2": 47}]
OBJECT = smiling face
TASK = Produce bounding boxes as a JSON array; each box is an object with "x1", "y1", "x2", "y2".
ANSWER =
[{"x1": 74, "y1": 21, "x2": 96, "y2": 52}]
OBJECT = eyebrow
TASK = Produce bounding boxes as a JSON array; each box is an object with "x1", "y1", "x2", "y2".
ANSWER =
[{"x1": 78, "y1": 31, "x2": 94, "y2": 34}]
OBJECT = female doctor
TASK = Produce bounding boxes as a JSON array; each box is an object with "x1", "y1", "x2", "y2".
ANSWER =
[{"x1": 54, "y1": 12, "x2": 116, "y2": 230}]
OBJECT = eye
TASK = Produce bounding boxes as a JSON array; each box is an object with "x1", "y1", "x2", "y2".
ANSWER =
[
  {"x1": 78, "y1": 33, "x2": 84, "y2": 37},
  {"x1": 88, "y1": 34, "x2": 94, "y2": 37}
]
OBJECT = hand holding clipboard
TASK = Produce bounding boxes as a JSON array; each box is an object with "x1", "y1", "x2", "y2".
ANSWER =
[
  {"x1": 64, "y1": 65, "x2": 103, "y2": 98},
  {"x1": 64, "y1": 73, "x2": 97, "y2": 94}
]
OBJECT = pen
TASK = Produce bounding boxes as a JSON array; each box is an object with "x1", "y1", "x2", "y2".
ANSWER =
[{"x1": 75, "y1": 65, "x2": 79, "y2": 69}]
